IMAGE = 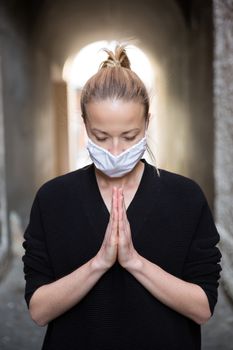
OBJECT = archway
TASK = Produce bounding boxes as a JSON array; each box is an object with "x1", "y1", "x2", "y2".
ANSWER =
[{"x1": 63, "y1": 40, "x2": 159, "y2": 172}]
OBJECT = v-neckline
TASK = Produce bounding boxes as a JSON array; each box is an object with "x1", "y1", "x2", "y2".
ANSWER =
[
  {"x1": 80, "y1": 158, "x2": 161, "y2": 242},
  {"x1": 91, "y1": 159, "x2": 148, "y2": 217}
]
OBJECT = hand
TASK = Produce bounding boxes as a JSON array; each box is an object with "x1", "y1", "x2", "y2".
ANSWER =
[
  {"x1": 117, "y1": 188, "x2": 140, "y2": 269},
  {"x1": 94, "y1": 187, "x2": 118, "y2": 270}
]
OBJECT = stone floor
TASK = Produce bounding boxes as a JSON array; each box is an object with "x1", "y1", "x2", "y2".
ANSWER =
[{"x1": 0, "y1": 249, "x2": 233, "y2": 350}]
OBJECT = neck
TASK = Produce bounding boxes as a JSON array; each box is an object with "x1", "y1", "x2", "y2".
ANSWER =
[{"x1": 94, "y1": 160, "x2": 144, "y2": 190}]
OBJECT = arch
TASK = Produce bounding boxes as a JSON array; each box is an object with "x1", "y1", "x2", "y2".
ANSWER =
[
  {"x1": 34, "y1": 0, "x2": 214, "y2": 205},
  {"x1": 63, "y1": 40, "x2": 158, "y2": 171}
]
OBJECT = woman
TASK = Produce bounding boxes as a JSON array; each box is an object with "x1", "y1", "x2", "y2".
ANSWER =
[{"x1": 22, "y1": 44, "x2": 222, "y2": 350}]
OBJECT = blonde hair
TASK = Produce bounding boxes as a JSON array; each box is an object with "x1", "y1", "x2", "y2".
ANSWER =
[
  {"x1": 80, "y1": 43, "x2": 149, "y2": 119},
  {"x1": 80, "y1": 43, "x2": 160, "y2": 176}
]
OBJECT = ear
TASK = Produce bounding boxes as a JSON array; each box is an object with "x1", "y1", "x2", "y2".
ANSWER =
[
  {"x1": 81, "y1": 114, "x2": 87, "y2": 124},
  {"x1": 145, "y1": 113, "x2": 150, "y2": 130}
]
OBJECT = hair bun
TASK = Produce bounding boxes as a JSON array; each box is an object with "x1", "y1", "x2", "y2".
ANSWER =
[{"x1": 99, "y1": 44, "x2": 131, "y2": 70}]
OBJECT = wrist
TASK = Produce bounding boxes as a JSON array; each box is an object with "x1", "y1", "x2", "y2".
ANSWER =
[
  {"x1": 123, "y1": 253, "x2": 144, "y2": 273},
  {"x1": 90, "y1": 256, "x2": 111, "y2": 274}
]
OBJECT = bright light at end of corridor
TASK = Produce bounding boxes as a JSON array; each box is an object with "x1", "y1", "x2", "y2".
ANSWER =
[{"x1": 63, "y1": 40, "x2": 154, "y2": 90}]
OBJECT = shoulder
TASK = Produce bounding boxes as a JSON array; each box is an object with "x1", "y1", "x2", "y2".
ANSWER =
[
  {"x1": 159, "y1": 167, "x2": 203, "y2": 193},
  {"x1": 35, "y1": 163, "x2": 93, "y2": 201},
  {"x1": 147, "y1": 162, "x2": 207, "y2": 207}
]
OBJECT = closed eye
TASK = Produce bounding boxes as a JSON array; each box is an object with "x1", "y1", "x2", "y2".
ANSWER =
[
  {"x1": 124, "y1": 136, "x2": 137, "y2": 141},
  {"x1": 95, "y1": 137, "x2": 108, "y2": 141},
  {"x1": 94, "y1": 135, "x2": 137, "y2": 142}
]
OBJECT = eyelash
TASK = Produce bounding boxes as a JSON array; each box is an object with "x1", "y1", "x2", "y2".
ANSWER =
[
  {"x1": 95, "y1": 137, "x2": 107, "y2": 141},
  {"x1": 95, "y1": 136, "x2": 137, "y2": 142},
  {"x1": 124, "y1": 136, "x2": 137, "y2": 141}
]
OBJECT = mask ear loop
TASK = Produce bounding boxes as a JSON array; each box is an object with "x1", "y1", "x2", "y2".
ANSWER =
[
  {"x1": 144, "y1": 128, "x2": 160, "y2": 178},
  {"x1": 154, "y1": 156, "x2": 160, "y2": 177}
]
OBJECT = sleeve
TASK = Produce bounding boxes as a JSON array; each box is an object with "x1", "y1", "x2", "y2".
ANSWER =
[
  {"x1": 22, "y1": 192, "x2": 55, "y2": 309},
  {"x1": 182, "y1": 195, "x2": 222, "y2": 315}
]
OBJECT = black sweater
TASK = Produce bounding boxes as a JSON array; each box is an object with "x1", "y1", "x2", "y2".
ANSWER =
[{"x1": 22, "y1": 159, "x2": 222, "y2": 350}]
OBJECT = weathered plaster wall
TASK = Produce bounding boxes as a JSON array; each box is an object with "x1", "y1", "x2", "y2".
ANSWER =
[
  {"x1": 0, "y1": 45, "x2": 9, "y2": 277},
  {"x1": 213, "y1": 0, "x2": 233, "y2": 300},
  {"x1": 0, "y1": 4, "x2": 56, "y2": 230}
]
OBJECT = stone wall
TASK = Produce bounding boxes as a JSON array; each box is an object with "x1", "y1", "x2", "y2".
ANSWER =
[
  {"x1": 213, "y1": 0, "x2": 233, "y2": 300},
  {"x1": 0, "y1": 3, "x2": 57, "y2": 278},
  {"x1": 0, "y1": 55, "x2": 10, "y2": 277},
  {"x1": 0, "y1": 3, "x2": 57, "y2": 228}
]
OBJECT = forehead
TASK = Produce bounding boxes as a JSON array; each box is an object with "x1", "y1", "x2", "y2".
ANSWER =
[{"x1": 85, "y1": 99, "x2": 145, "y2": 128}]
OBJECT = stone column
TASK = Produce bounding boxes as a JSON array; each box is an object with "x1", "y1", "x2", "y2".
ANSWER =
[
  {"x1": 213, "y1": 0, "x2": 233, "y2": 300},
  {"x1": 0, "y1": 57, "x2": 10, "y2": 277}
]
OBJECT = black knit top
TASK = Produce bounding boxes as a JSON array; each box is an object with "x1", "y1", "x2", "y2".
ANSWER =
[{"x1": 22, "y1": 159, "x2": 222, "y2": 350}]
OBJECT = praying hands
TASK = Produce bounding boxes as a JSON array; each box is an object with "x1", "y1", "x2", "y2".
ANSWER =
[{"x1": 95, "y1": 187, "x2": 140, "y2": 270}]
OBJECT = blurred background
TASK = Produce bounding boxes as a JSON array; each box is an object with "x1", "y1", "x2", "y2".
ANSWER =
[{"x1": 0, "y1": 0, "x2": 233, "y2": 349}]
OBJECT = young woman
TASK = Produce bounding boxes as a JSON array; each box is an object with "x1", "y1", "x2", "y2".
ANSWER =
[{"x1": 22, "y1": 44, "x2": 221, "y2": 350}]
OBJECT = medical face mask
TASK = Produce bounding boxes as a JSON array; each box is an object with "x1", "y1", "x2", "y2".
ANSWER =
[{"x1": 86, "y1": 136, "x2": 147, "y2": 177}]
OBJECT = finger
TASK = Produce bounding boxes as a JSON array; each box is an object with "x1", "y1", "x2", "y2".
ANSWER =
[
  {"x1": 111, "y1": 187, "x2": 118, "y2": 224},
  {"x1": 105, "y1": 187, "x2": 117, "y2": 242},
  {"x1": 118, "y1": 189, "x2": 126, "y2": 241},
  {"x1": 120, "y1": 190, "x2": 132, "y2": 239},
  {"x1": 119, "y1": 189, "x2": 126, "y2": 223},
  {"x1": 112, "y1": 187, "x2": 118, "y2": 235},
  {"x1": 118, "y1": 187, "x2": 125, "y2": 227},
  {"x1": 110, "y1": 187, "x2": 115, "y2": 219},
  {"x1": 104, "y1": 192, "x2": 118, "y2": 248},
  {"x1": 118, "y1": 187, "x2": 124, "y2": 221}
]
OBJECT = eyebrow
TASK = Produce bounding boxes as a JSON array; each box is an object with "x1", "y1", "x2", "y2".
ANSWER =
[{"x1": 91, "y1": 128, "x2": 141, "y2": 135}]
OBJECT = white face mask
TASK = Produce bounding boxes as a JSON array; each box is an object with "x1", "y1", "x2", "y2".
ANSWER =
[{"x1": 86, "y1": 136, "x2": 147, "y2": 177}]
